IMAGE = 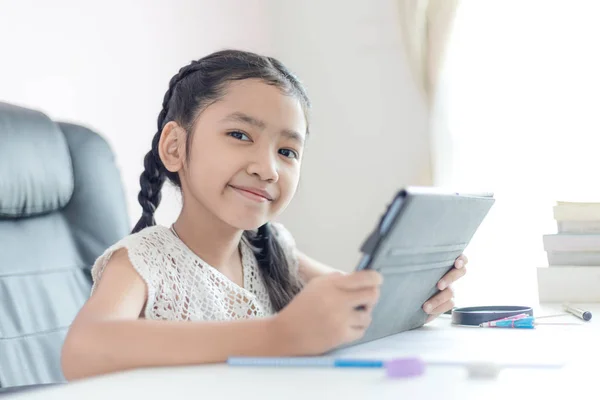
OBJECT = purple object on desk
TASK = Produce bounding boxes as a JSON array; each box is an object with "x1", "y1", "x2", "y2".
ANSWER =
[{"x1": 385, "y1": 357, "x2": 426, "y2": 378}]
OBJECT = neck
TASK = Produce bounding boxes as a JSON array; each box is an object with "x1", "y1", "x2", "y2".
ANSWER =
[{"x1": 172, "y1": 199, "x2": 243, "y2": 270}]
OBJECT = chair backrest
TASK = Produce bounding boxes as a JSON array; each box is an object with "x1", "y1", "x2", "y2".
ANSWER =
[{"x1": 0, "y1": 102, "x2": 129, "y2": 388}]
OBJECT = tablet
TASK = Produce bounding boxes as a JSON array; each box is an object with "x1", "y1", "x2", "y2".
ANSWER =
[{"x1": 333, "y1": 187, "x2": 495, "y2": 350}]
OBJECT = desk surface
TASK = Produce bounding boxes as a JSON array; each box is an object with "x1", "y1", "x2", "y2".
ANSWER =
[{"x1": 8, "y1": 304, "x2": 600, "y2": 400}]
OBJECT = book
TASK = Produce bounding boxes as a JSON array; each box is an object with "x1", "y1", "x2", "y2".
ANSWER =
[
  {"x1": 543, "y1": 234, "x2": 600, "y2": 252},
  {"x1": 553, "y1": 202, "x2": 600, "y2": 221},
  {"x1": 546, "y1": 251, "x2": 600, "y2": 266},
  {"x1": 543, "y1": 234, "x2": 600, "y2": 265},
  {"x1": 557, "y1": 220, "x2": 600, "y2": 234},
  {"x1": 537, "y1": 266, "x2": 600, "y2": 302}
]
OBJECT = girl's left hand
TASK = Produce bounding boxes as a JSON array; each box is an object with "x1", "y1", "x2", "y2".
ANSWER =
[{"x1": 422, "y1": 254, "x2": 468, "y2": 323}]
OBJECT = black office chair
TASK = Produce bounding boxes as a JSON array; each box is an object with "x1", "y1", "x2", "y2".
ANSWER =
[{"x1": 0, "y1": 102, "x2": 129, "y2": 393}]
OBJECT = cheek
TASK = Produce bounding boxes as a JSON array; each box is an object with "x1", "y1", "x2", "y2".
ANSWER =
[
  {"x1": 186, "y1": 147, "x2": 233, "y2": 196},
  {"x1": 277, "y1": 167, "x2": 300, "y2": 206}
]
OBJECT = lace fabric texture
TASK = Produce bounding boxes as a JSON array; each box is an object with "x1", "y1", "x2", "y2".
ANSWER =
[{"x1": 91, "y1": 223, "x2": 298, "y2": 321}]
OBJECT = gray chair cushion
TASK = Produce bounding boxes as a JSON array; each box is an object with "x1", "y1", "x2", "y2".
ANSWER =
[
  {"x1": 0, "y1": 102, "x2": 129, "y2": 389},
  {"x1": 0, "y1": 102, "x2": 74, "y2": 218}
]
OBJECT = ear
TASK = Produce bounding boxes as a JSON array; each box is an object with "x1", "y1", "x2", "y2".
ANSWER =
[{"x1": 158, "y1": 121, "x2": 186, "y2": 173}]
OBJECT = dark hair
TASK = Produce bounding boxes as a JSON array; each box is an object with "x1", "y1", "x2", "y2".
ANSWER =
[{"x1": 131, "y1": 49, "x2": 310, "y2": 311}]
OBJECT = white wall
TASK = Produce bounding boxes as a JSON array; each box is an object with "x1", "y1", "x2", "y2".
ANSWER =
[
  {"x1": 0, "y1": 0, "x2": 429, "y2": 272},
  {"x1": 268, "y1": 0, "x2": 430, "y2": 270},
  {"x1": 0, "y1": 0, "x2": 273, "y2": 226}
]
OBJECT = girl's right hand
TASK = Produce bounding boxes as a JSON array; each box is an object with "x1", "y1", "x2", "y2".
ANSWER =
[{"x1": 273, "y1": 270, "x2": 383, "y2": 355}]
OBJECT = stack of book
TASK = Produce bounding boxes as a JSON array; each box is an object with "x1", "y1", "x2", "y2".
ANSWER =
[{"x1": 537, "y1": 201, "x2": 600, "y2": 302}]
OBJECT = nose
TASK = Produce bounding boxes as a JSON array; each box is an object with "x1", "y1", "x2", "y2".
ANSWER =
[{"x1": 246, "y1": 145, "x2": 279, "y2": 183}]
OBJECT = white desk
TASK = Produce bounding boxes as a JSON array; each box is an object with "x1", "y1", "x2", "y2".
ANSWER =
[{"x1": 8, "y1": 304, "x2": 599, "y2": 400}]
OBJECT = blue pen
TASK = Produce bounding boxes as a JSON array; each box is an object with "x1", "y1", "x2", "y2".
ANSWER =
[
  {"x1": 227, "y1": 357, "x2": 385, "y2": 368},
  {"x1": 227, "y1": 356, "x2": 564, "y2": 378}
]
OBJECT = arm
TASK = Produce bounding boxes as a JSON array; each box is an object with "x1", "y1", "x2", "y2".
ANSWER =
[
  {"x1": 297, "y1": 250, "x2": 345, "y2": 283},
  {"x1": 61, "y1": 249, "x2": 288, "y2": 381}
]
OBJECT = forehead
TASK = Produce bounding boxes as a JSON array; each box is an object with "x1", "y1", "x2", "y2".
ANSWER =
[{"x1": 199, "y1": 79, "x2": 307, "y2": 135}]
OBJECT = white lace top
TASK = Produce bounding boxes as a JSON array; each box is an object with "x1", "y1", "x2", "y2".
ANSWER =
[{"x1": 90, "y1": 223, "x2": 299, "y2": 321}]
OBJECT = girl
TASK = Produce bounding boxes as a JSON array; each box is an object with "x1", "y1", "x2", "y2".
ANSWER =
[{"x1": 61, "y1": 49, "x2": 468, "y2": 380}]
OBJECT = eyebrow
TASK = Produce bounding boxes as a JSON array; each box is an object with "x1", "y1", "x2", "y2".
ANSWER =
[{"x1": 223, "y1": 112, "x2": 305, "y2": 145}]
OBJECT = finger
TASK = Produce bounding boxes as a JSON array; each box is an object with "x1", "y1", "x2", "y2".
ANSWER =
[
  {"x1": 423, "y1": 287, "x2": 454, "y2": 314},
  {"x1": 346, "y1": 286, "x2": 380, "y2": 308},
  {"x1": 454, "y1": 254, "x2": 468, "y2": 269},
  {"x1": 429, "y1": 298, "x2": 456, "y2": 316},
  {"x1": 335, "y1": 270, "x2": 383, "y2": 291},
  {"x1": 350, "y1": 309, "x2": 372, "y2": 329},
  {"x1": 344, "y1": 325, "x2": 368, "y2": 344},
  {"x1": 437, "y1": 266, "x2": 467, "y2": 290}
]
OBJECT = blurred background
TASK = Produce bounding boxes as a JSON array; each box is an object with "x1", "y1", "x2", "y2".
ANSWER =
[{"x1": 2, "y1": 0, "x2": 600, "y2": 307}]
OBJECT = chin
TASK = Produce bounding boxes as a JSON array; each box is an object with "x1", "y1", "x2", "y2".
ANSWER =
[
  {"x1": 230, "y1": 218, "x2": 269, "y2": 232},
  {"x1": 220, "y1": 208, "x2": 271, "y2": 231}
]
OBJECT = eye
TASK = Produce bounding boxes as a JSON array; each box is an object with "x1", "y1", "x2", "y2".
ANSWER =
[
  {"x1": 228, "y1": 131, "x2": 251, "y2": 141},
  {"x1": 279, "y1": 148, "x2": 299, "y2": 159}
]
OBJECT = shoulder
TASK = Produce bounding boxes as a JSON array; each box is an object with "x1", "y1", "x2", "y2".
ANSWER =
[
  {"x1": 90, "y1": 225, "x2": 173, "y2": 295},
  {"x1": 121, "y1": 225, "x2": 173, "y2": 248},
  {"x1": 94, "y1": 224, "x2": 174, "y2": 268},
  {"x1": 105, "y1": 225, "x2": 177, "y2": 261}
]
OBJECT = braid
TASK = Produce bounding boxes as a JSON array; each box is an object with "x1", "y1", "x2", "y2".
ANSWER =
[
  {"x1": 131, "y1": 141, "x2": 165, "y2": 233},
  {"x1": 132, "y1": 61, "x2": 204, "y2": 234},
  {"x1": 246, "y1": 224, "x2": 303, "y2": 311}
]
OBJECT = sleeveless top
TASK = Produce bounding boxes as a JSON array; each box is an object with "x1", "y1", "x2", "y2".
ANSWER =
[{"x1": 90, "y1": 223, "x2": 299, "y2": 321}]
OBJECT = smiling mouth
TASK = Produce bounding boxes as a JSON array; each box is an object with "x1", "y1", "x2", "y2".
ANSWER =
[{"x1": 228, "y1": 185, "x2": 274, "y2": 202}]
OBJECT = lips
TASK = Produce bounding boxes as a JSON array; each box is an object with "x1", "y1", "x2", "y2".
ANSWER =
[{"x1": 228, "y1": 185, "x2": 274, "y2": 201}]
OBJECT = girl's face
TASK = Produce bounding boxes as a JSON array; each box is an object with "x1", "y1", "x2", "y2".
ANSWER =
[{"x1": 181, "y1": 79, "x2": 307, "y2": 230}]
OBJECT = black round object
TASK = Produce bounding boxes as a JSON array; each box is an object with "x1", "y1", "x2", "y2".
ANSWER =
[{"x1": 451, "y1": 306, "x2": 534, "y2": 326}]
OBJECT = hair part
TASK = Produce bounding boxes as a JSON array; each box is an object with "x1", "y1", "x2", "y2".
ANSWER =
[{"x1": 132, "y1": 49, "x2": 310, "y2": 311}]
